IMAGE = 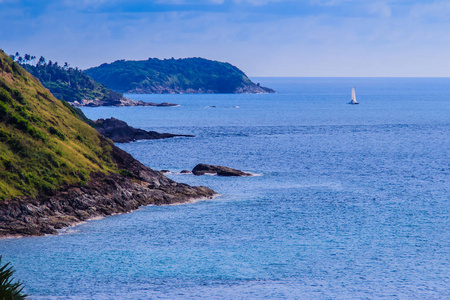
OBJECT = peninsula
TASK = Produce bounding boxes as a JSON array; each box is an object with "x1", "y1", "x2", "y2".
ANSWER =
[
  {"x1": 0, "y1": 50, "x2": 215, "y2": 237},
  {"x1": 11, "y1": 53, "x2": 176, "y2": 107}
]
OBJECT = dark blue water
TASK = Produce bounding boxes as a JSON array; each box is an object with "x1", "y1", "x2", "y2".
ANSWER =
[{"x1": 1, "y1": 78, "x2": 449, "y2": 299}]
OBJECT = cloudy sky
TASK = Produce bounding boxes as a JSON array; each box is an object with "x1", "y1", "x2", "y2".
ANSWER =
[{"x1": 1, "y1": 0, "x2": 450, "y2": 76}]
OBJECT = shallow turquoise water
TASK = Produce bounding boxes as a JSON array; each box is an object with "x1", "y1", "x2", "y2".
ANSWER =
[{"x1": 1, "y1": 78, "x2": 449, "y2": 299}]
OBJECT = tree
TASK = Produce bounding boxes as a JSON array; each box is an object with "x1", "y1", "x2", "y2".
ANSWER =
[
  {"x1": 37, "y1": 56, "x2": 46, "y2": 66},
  {"x1": 0, "y1": 256, "x2": 28, "y2": 299}
]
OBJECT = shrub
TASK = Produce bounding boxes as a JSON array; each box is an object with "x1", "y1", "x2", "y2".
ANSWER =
[
  {"x1": 0, "y1": 256, "x2": 28, "y2": 299},
  {"x1": 0, "y1": 102, "x2": 8, "y2": 120},
  {"x1": 12, "y1": 89, "x2": 26, "y2": 105},
  {"x1": 0, "y1": 88, "x2": 12, "y2": 103},
  {"x1": 48, "y1": 126, "x2": 65, "y2": 140}
]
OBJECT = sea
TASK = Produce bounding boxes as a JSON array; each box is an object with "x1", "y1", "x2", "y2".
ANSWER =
[{"x1": 1, "y1": 78, "x2": 449, "y2": 299}]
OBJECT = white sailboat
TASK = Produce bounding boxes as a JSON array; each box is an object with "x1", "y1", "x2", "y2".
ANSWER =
[{"x1": 349, "y1": 87, "x2": 359, "y2": 104}]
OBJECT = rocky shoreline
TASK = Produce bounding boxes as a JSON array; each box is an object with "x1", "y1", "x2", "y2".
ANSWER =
[
  {"x1": 0, "y1": 146, "x2": 215, "y2": 238},
  {"x1": 71, "y1": 97, "x2": 178, "y2": 107}
]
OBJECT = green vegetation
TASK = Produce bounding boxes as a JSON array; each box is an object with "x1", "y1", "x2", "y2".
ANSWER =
[
  {"x1": 0, "y1": 256, "x2": 27, "y2": 299},
  {"x1": 85, "y1": 57, "x2": 274, "y2": 94},
  {"x1": 0, "y1": 50, "x2": 117, "y2": 200},
  {"x1": 11, "y1": 53, "x2": 123, "y2": 105}
]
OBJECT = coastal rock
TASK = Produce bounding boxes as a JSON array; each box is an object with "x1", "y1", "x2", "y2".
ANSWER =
[
  {"x1": 72, "y1": 97, "x2": 179, "y2": 107},
  {"x1": 95, "y1": 117, "x2": 194, "y2": 143},
  {"x1": 180, "y1": 170, "x2": 192, "y2": 174},
  {"x1": 192, "y1": 164, "x2": 252, "y2": 177},
  {"x1": 0, "y1": 147, "x2": 216, "y2": 238}
]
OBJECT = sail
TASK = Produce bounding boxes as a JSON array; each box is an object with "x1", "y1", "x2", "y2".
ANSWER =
[
  {"x1": 351, "y1": 87, "x2": 356, "y2": 102},
  {"x1": 349, "y1": 87, "x2": 359, "y2": 104}
]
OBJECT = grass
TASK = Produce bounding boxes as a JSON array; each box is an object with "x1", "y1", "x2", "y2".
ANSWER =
[{"x1": 0, "y1": 50, "x2": 119, "y2": 200}]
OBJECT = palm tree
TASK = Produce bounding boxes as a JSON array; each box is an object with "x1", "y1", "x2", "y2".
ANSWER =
[{"x1": 0, "y1": 256, "x2": 27, "y2": 299}]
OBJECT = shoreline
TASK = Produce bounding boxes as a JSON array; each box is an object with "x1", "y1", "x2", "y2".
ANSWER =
[
  {"x1": 1, "y1": 194, "x2": 220, "y2": 240},
  {"x1": 0, "y1": 146, "x2": 216, "y2": 239}
]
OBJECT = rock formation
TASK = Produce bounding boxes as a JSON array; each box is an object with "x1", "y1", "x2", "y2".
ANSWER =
[
  {"x1": 95, "y1": 117, "x2": 194, "y2": 143},
  {"x1": 192, "y1": 164, "x2": 252, "y2": 177}
]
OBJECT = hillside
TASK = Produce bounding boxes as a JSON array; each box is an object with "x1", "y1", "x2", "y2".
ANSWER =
[
  {"x1": 11, "y1": 53, "x2": 155, "y2": 107},
  {"x1": 84, "y1": 57, "x2": 275, "y2": 94},
  {"x1": 0, "y1": 50, "x2": 215, "y2": 237}
]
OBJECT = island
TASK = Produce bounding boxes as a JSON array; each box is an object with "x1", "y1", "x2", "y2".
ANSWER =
[
  {"x1": 84, "y1": 57, "x2": 275, "y2": 94},
  {"x1": 0, "y1": 50, "x2": 215, "y2": 237}
]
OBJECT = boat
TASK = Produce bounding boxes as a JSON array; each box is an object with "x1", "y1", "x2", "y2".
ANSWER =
[{"x1": 349, "y1": 87, "x2": 359, "y2": 104}]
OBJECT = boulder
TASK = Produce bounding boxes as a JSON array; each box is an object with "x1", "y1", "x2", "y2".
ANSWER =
[{"x1": 192, "y1": 164, "x2": 252, "y2": 177}]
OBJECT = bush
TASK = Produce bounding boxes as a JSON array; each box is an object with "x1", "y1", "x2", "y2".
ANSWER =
[
  {"x1": 48, "y1": 126, "x2": 65, "y2": 140},
  {"x1": 0, "y1": 88, "x2": 12, "y2": 103},
  {"x1": 0, "y1": 102, "x2": 8, "y2": 120},
  {"x1": 12, "y1": 89, "x2": 26, "y2": 105}
]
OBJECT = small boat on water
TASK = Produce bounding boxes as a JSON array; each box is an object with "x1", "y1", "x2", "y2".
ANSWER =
[{"x1": 349, "y1": 87, "x2": 359, "y2": 104}]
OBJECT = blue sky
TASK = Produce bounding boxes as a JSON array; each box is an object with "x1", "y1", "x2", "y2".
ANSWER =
[{"x1": 1, "y1": 0, "x2": 450, "y2": 76}]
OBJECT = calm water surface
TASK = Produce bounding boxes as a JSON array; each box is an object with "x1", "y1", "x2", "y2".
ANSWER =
[{"x1": 1, "y1": 78, "x2": 449, "y2": 299}]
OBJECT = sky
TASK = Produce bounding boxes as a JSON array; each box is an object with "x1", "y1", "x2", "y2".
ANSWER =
[{"x1": 1, "y1": 0, "x2": 450, "y2": 77}]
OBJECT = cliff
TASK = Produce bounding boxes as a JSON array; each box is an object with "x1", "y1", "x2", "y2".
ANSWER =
[
  {"x1": 84, "y1": 57, "x2": 275, "y2": 94},
  {"x1": 0, "y1": 50, "x2": 215, "y2": 237}
]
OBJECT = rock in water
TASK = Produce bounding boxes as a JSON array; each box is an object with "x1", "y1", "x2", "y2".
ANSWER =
[
  {"x1": 95, "y1": 117, "x2": 194, "y2": 143},
  {"x1": 192, "y1": 164, "x2": 252, "y2": 176}
]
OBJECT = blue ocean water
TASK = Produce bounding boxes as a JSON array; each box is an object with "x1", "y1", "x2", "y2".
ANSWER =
[{"x1": 1, "y1": 78, "x2": 449, "y2": 299}]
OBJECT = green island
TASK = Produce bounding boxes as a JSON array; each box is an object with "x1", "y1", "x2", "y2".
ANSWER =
[
  {"x1": 84, "y1": 57, "x2": 275, "y2": 94},
  {"x1": 0, "y1": 49, "x2": 215, "y2": 237}
]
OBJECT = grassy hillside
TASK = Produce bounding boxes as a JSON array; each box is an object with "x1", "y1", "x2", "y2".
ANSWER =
[
  {"x1": 85, "y1": 57, "x2": 274, "y2": 94},
  {"x1": 0, "y1": 50, "x2": 117, "y2": 200}
]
